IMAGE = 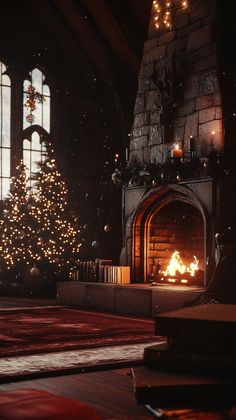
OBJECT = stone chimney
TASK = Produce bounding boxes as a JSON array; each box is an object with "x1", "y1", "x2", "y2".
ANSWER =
[
  {"x1": 120, "y1": 0, "x2": 236, "y2": 286},
  {"x1": 129, "y1": 0, "x2": 222, "y2": 165}
]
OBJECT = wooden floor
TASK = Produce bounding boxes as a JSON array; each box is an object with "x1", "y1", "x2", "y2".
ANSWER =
[
  {"x1": 0, "y1": 297, "x2": 152, "y2": 419},
  {"x1": 0, "y1": 297, "x2": 230, "y2": 419},
  {"x1": 0, "y1": 368, "x2": 151, "y2": 419}
]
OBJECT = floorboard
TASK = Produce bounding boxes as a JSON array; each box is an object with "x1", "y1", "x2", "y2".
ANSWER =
[
  {"x1": 0, "y1": 368, "x2": 151, "y2": 419},
  {"x1": 0, "y1": 297, "x2": 151, "y2": 419}
]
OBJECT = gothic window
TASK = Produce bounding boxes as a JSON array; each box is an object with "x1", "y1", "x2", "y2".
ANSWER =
[
  {"x1": 0, "y1": 61, "x2": 11, "y2": 200},
  {"x1": 0, "y1": 63, "x2": 51, "y2": 200},
  {"x1": 23, "y1": 132, "x2": 47, "y2": 189},
  {"x1": 23, "y1": 68, "x2": 50, "y2": 183},
  {"x1": 23, "y1": 68, "x2": 50, "y2": 131}
]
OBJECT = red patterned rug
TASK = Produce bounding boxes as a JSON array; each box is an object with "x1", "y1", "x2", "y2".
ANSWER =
[
  {"x1": 0, "y1": 306, "x2": 166, "y2": 381},
  {"x1": 0, "y1": 306, "x2": 157, "y2": 357}
]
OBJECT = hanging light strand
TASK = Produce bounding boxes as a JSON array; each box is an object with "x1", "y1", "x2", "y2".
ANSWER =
[{"x1": 152, "y1": 0, "x2": 188, "y2": 31}]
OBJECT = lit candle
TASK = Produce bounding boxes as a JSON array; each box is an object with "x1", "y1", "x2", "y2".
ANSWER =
[
  {"x1": 189, "y1": 136, "x2": 195, "y2": 156},
  {"x1": 171, "y1": 144, "x2": 183, "y2": 159},
  {"x1": 125, "y1": 147, "x2": 129, "y2": 161},
  {"x1": 210, "y1": 130, "x2": 215, "y2": 147}
]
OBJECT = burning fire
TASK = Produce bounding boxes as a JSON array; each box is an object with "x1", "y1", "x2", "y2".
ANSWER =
[{"x1": 162, "y1": 251, "x2": 199, "y2": 278}]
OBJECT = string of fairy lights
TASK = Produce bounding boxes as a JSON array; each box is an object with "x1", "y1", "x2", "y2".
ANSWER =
[
  {"x1": 152, "y1": 0, "x2": 188, "y2": 30},
  {"x1": 0, "y1": 157, "x2": 81, "y2": 271}
]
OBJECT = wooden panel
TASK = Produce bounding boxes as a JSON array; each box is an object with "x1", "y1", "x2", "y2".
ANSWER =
[
  {"x1": 115, "y1": 286, "x2": 152, "y2": 317},
  {"x1": 85, "y1": 284, "x2": 115, "y2": 312},
  {"x1": 152, "y1": 286, "x2": 203, "y2": 316},
  {"x1": 57, "y1": 282, "x2": 86, "y2": 307}
]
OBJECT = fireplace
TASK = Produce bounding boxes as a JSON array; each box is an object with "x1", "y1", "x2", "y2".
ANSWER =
[
  {"x1": 123, "y1": 180, "x2": 214, "y2": 287},
  {"x1": 119, "y1": 0, "x2": 236, "y2": 292},
  {"x1": 147, "y1": 199, "x2": 204, "y2": 286}
]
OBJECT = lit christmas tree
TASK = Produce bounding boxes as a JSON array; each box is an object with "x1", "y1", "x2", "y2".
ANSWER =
[
  {"x1": 0, "y1": 161, "x2": 33, "y2": 272},
  {"x1": 29, "y1": 149, "x2": 81, "y2": 272}
]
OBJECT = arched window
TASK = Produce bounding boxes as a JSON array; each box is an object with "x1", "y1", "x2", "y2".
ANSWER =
[
  {"x1": 23, "y1": 68, "x2": 50, "y2": 183},
  {"x1": 23, "y1": 132, "x2": 47, "y2": 188},
  {"x1": 0, "y1": 61, "x2": 11, "y2": 199},
  {"x1": 23, "y1": 68, "x2": 50, "y2": 132}
]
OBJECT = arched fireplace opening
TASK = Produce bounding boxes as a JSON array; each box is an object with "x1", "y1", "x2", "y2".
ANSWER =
[
  {"x1": 131, "y1": 184, "x2": 211, "y2": 288},
  {"x1": 146, "y1": 200, "x2": 205, "y2": 287}
]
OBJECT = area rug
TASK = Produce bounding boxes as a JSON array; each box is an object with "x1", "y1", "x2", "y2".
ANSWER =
[
  {"x1": 0, "y1": 306, "x2": 159, "y2": 357},
  {"x1": 0, "y1": 305, "x2": 165, "y2": 381},
  {"x1": 0, "y1": 340, "x2": 165, "y2": 382}
]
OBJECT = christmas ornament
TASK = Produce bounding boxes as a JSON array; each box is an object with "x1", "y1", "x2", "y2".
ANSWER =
[
  {"x1": 30, "y1": 266, "x2": 40, "y2": 276},
  {"x1": 92, "y1": 240, "x2": 99, "y2": 249},
  {"x1": 24, "y1": 84, "x2": 45, "y2": 123},
  {"x1": 104, "y1": 224, "x2": 112, "y2": 233}
]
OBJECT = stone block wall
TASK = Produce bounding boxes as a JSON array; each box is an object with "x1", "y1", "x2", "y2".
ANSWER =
[{"x1": 129, "y1": 0, "x2": 222, "y2": 166}]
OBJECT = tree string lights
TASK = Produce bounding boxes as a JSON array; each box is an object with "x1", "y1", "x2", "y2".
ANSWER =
[
  {"x1": 29, "y1": 150, "x2": 81, "y2": 268},
  {"x1": 0, "y1": 161, "x2": 33, "y2": 271},
  {"x1": 0, "y1": 147, "x2": 81, "y2": 276}
]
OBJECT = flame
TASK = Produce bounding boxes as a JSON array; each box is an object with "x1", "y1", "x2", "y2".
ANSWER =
[{"x1": 162, "y1": 251, "x2": 199, "y2": 277}]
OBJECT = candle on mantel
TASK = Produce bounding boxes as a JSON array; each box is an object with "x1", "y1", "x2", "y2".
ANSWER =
[
  {"x1": 125, "y1": 147, "x2": 129, "y2": 162},
  {"x1": 210, "y1": 130, "x2": 215, "y2": 147},
  {"x1": 114, "y1": 153, "x2": 119, "y2": 165},
  {"x1": 171, "y1": 144, "x2": 183, "y2": 159}
]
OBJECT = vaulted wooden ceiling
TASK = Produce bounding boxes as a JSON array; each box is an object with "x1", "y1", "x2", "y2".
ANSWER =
[
  {"x1": 28, "y1": 0, "x2": 152, "y2": 84},
  {"x1": 0, "y1": 0, "x2": 152, "y2": 151}
]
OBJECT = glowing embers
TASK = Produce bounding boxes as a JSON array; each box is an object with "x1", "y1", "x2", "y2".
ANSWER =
[{"x1": 159, "y1": 251, "x2": 203, "y2": 285}]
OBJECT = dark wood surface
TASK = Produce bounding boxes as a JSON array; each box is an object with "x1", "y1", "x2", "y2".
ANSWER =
[
  {"x1": 0, "y1": 298, "x2": 234, "y2": 419},
  {"x1": 0, "y1": 298, "x2": 153, "y2": 419},
  {"x1": 0, "y1": 368, "x2": 150, "y2": 419},
  {"x1": 131, "y1": 366, "x2": 236, "y2": 407}
]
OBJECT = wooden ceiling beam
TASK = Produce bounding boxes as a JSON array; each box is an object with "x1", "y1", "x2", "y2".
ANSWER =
[
  {"x1": 129, "y1": 0, "x2": 153, "y2": 29},
  {"x1": 28, "y1": 0, "x2": 96, "y2": 83},
  {"x1": 54, "y1": 0, "x2": 115, "y2": 83},
  {"x1": 82, "y1": 0, "x2": 140, "y2": 77}
]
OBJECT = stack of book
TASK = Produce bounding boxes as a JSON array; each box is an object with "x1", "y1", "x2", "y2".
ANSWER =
[
  {"x1": 69, "y1": 259, "x2": 112, "y2": 282},
  {"x1": 103, "y1": 265, "x2": 130, "y2": 284},
  {"x1": 132, "y1": 304, "x2": 236, "y2": 408},
  {"x1": 95, "y1": 259, "x2": 113, "y2": 282},
  {"x1": 69, "y1": 260, "x2": 130, "y2": 283}
]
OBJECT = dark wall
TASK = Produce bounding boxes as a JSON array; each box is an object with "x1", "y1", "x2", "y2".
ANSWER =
[{"x1": 0, "y1": 1, "x2": 151, "y2": 263}]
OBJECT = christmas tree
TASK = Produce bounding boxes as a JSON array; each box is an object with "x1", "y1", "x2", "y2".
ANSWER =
[
  {"x1": 0, "y1": 161, "x2": 33, "y2": 272},
  {"x1": 0, "y1": 147, "x2": 81, "y2": 288},
  {"x1": 29, "y1": 149, "x2": 81, "y2": 272}
]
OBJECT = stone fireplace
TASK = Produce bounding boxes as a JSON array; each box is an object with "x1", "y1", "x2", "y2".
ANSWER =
[
  {"x1": 120, "y1": 0, "x2": 236, "y2": 289},
  {"x1": 122, "y1": 179, "x2": 214, "y2": 286}
]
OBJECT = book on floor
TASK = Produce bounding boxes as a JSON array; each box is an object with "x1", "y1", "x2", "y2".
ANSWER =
[
  {"x1": 131, "y1": 366, "x2": 236, "y2": 406},
  {"x1": 143, "y1": 342, "x2": 236, "y2": 378},
  {"x1": 155, "y1": 304, "x2": 236, "y2": 353}
]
